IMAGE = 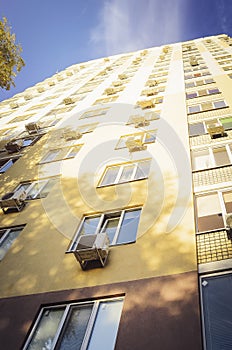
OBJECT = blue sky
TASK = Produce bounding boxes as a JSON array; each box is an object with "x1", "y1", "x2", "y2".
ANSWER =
[{"x1": 1, "y1": 0, "x2": 232, "y2": 101}]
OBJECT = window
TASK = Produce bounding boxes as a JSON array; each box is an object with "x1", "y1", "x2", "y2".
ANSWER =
[
  {"x1": 22, "y1": 297, "x2": 124, "y2": 350},
  {"x1": 0, "y1": 225, "x2": 25, "y2": 260},
  {"x1": 127, "y1": 111, "x2": 160, "y2": 125},
  {"x1": 186, "y1": 88, "x2": 220, "y2": 99},
  {"x1": 185, "y1": 78, "x2": 215, "y2": 88},
  {"x1": 93, "y1": 96, "x2": 118, "y2": 105},
  {"x1": 99, "y1": 159, "x2": 151, "y2": 187},
  {"x1": 115, "y1": 130, "x2": 157, "y2": 149},
  {"x1": 185, "y1": 71, "x2": 210, "y2": 80},
  {"x1": 200, "y1": 272, "x2": 232, "y2": 350},
  {"x1": 187, "y1": 100, "x2": 227, "y2": 114},
  {"x1": 189, "y1": 116, "x2": 232, "y2": 136},
  {"x1": 14, "y1": 178, "x2": 58, "y2": 200},
  {"x1": 0, "y1": 157, "x2": 19, "y2": 173},
  {"x1": 191, "y1": 144, "x2": 232, "y2": 170},
  {"x1": 69, "y1": 208, "x2": 142, "y2": 249},
  {"x1": 195, "y1": 189, "x2": 232, "y2": 232},
  {"x1": 80, "y1": 108, "x2": 109, "y2": 119},
  {"x1": 39, "y1": 145, "x2": 82, "y2": 164}
]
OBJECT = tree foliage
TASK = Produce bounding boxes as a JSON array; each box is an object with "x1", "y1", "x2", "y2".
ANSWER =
[{"x1": 0, "y1": 17, "x2": 25, "y2": 90}]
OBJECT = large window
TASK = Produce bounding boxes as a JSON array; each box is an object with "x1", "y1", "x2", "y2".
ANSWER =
[
  {"x1": 195, "y1": 189, "x2": 232, "y2": 232},
  {"x1": 200, "y1": 272, "x2": 232, "y2": 350},
  {"x1": 98, "y1": 159, "x2": 151, "y2": 187},
  {"x1": 115, "y1": 130, "x2": 156, "y2": 150},
  {"x1": 0, "y1": 225, "x2": 25, "y2": 260},
  {"x1": 68, "y1": 207, "x2": 142, "y2": 250},
  {"x1": 189, "y1": 116, "x2": 232, "y2": 136},
  {"x1": 191, "y1": 144, "x2": 232, "y2": 170},
  {"x1": 39, "y1": 145, "x2": 82, "y2": 164},
  {"x1": 186, "y1": 87, "x2": 220, "y2": 99},
  {"x1": 188, "y1": 100, "x2": 227, "y2": 114},
  {"x1": 22, "y1": 297, "x2": 124, "y2": 350},
  {"x1": 14, "y1": 178, "x2": 58, "y2": 200}
]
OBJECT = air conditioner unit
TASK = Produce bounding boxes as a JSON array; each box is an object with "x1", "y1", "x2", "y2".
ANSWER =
[
  {"x1": 104, "y1": 57, "x2": 110, "y2": 62},
  {"x1": 105, "y1": 88, "x2": 116, "y2": 95},
  {"x1": 147, "y1": 80, "x2": 157, "y2": 87},
  {"x1": 162, "y1": 46, "x2": 169, "y2": 53},
  {"x1": 5, "y1": 139, "x2": 23, "y2": 153},
  {"x1": 225, "y1": 214, "x2": 232, "y2": 240},
  {"x1": 146, "y1": 88, "x2": 157, "y2": 97},
  {"x1": 25, "y1": 122, "x2": 40, "y2": 134},
  {"x1": 73, "y1": 233, "x2": 110, "y2": 270},
  {"x1": 118, "y1": 74, "x2": 127, "y2": 80},
  {"x1": 137, "y1": 99, "x2": 155, "y2": 109},
  {"x1": 10, "y1": 102, "x2": 19, "y2": 109},
  {"x1": 190, "y1": 56, "x2": 198, "y2": 66},
  {"x1": 126, "y1": 137, "x2": 146, "y2": 152},
  {"x1": 48, "y1": 81, "x2": 55, "y2": 86},
  {"x1": 24, "y1": 94, "x2": 33, "y2": 101},
  {"x1": 62, "y1": 130, "x2": 82, "y2": 141},
  {"x1": 0, "y1": 188, "x2": 27, "y2": 213},
  {"x1": 57, "y1": 75, "x2": 64, "y2": 81},
  {"x1": 159, "y1": 54, "x2": 165, "y2": 60},
  {"x1": 206, "y1": 121, "x2": 225, "y2": 138},
  {"x1": 37, "y1": 87, "x2": 45, "y2": 93},
  {"x1": 63, "y1": 97, "x2": 74, "y2": 105},
  {"x1": 132, "y1": 116, "x2": 150, "y2": 128},
  {"x1": 112, "y1": 81, "x2": 123, "y2": 87},
  {"x1": 66, "y1": 71, "x2": 73, "y2": 76}
]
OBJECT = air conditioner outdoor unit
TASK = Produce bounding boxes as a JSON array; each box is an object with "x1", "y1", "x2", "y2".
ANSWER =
[
  {"x1": 126, "y1": 137, "x2": 146, "y2": 152},
  {"x1": 24, "y1": 94, "x2": 33, "y2": 101},
  {"x1": 159, "y1": 54, "x2": 165, "y2": 60},
  {"x1": 118, "y1": 74, "x2": 127, "y2": 80},
  {"x1": 63, "y1": 97, "x2": 74, "y2": 105},
  {"x1": 73, "y1": 233, "x2": 110, "y2": 270},
  {"x1": 105, "y1": 88, "x2": 116, "y2": 95},
  {"x1": 132, "y1": 116, "x2": 150, "y2": 128},
  {"x1": 146, "y1": 88, "x2": 157, "y2": 97},
  {"x1": 225, "y1": 214, "x2": 232, "y2": 240},
  {"x1": 137, "y1": 99, "x2": 155, "y2": 109},
  {"x1": 25, "y1": 122, "x2": 40, "y2": 134},
  {"x1": 147, "y1": 80, "x2": 157, "y2": 87},
  {"x1": 112, "y1": 81, "x2": 123, "y2": 87},
  {"x1": 0, "y1": 188, "x2": 27, "y2": 213},
  {"x1": 10, "y1": 102, "x2": 19, "y2": 109},
  {"x1": 206, "y1": 121, "x2": 225, "y2": 138},
  {"x1": 5, "y1": 139, "x2": 23, "y2": 153},
  {"x1": 190, "y1": 56, "x2": 198, "y2": 66},
  {"x1": 62, "y1": 130, "x2": 82, "y2": 141},
  {"x1": 162, "y1": 46, "x2": 169, "y2": 53},
  {"x1": 37, "y1": 87, "x2": 45, "y2": 93},
  {"x1": 48, "y1": 81, "x2": 55, "y2": 86},
  {"x1": 66, "y1": 71, "x2": 73, "y2": 76}
]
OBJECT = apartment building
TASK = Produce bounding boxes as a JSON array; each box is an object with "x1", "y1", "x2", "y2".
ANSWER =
[{"x1": 0, "y1": 34, "x2": 232, "y2": 349}]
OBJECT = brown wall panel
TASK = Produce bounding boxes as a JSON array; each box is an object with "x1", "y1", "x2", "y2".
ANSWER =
[{"x1": 0, "y1": 271, "x2": 202, "y2": 350}]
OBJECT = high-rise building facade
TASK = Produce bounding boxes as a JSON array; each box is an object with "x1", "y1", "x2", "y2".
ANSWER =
[{"x1": 0, "y1": 34, "x2": 232, "y2": 350}]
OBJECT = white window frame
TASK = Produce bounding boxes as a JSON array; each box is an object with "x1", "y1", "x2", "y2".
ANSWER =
[
  {"x1": 68, "y1": 207, "x2": 142, "y2": 251},
  {"x1": 39, "y1": 145, "x2": 82, "y2": 164},
  {"x1": 22, "y1": 297, "x2": 124, "y2": 350},
  {"x1": 14, "y1": 178, "x2": 58, "y2": 200},
  {"x1": 195, "y1": 188, "x2": 232, "y2": 232},
  {"x1": 115, "y1": 130, "x2": 157, "y2": 149},
  {"x1": 188, "y1": 99, "x2": 227, "y2": 114},
  {"x1": 98, "y1": 159, "x2": 151, "y2": 187},
  {"x1": 191, "y1": 144, "x2": 232, "y2": 171}
]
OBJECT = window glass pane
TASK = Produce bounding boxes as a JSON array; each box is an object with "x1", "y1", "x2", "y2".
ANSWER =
[
  {"x1": 117, "y1": 209, "x2": 141, "y2": 244},
  {"x1": 23, "y1": 139, "x2": 33, "y2": 147},
  {"x1": 135, "y1": 160, "x2": 151, "y2": 180},
  {"x1": 213, "y1": 147, "x2": 230, "y2": 166},
  {"x1": 222, "y1": 191, "x2": 232, "y2": 213},
  {"x1": 208, "y1": 88, "x2": 219, "y2": 94},
  {"x1": 185, "y1": 82, "x2": 195, "y2": 88},
  {"x1": 119, "y1": 164, "x2": 134, "y2": 183},
  {"x1": 186, "y1": 92, "x2": 197, "y2": 99},
  {"x1": 101, "y1": 217, "x2": 120, "y2": 244},
  {"x1": 18, "y1": 183, "x2": 32, "y2": 193},
  {"x1": 116, "y1": 137, "x2": 127, "y2": 149},
  {"x1": 189, "y1": 123, "x2": 205, "y2": 136},
  {"x1": 42, "y1": 150, "x2": 60, "y2": 163},
  {"x1": 0, "y1": 228, "x2": 22, "y2": 260},
  {"x1": 195, "y1": 80, "x2": 203, "y2": 86},
  {"x1": 202, "y1": 102, "x2": 212, "y2": 111},
  {"x1": 196, "y1": 194, "x2": 224, "y2": 232},
  {"x1": 188, "y1": 105, "x2": 201, "y2": 114},
  {"x1": 101, "y1": 167, "x2": 119, "y2": 186},
  {"x1": 87, "y1": 299, "x2": 124, "y2": 350},
  {"x1": 144, "y1": 131, "x2": 156, "y2": 143},
  {"x1": 192, "y1": 149, "x2": 210, "y2": 170},
  {"x1": 0, "y1": 159, "x2": 14, "y2": 173},
  {"x1": 39, "y1": 178, "x2": 58, "y2": 198},
  {"x1": 214, "y1": 100, "x2": 226, "y2": 109},
  {"x1": 205, "y1": 78, "x2": 215, "y2": 84},
  {"x1": 66, "y1": 146, "x2": 81, "y2": 159},
  {"x1": 220, "y1": 117, "x2": 232, "y2": 130},
  {"x1": 26, "y1": 307, "x2": 65, "y2": 350},
  {"x1": 57, "y1": 304, "x2": 93, "y2": 350},
  {"x1": 198, "y1": 89, "x2": 207, "y2": 97},
  {"x1": 201, "y1": 273, "x2": 232, "y2": 350},
  {"x1": 79, "y1": 216, "x2": 101, "y2": 236}
]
